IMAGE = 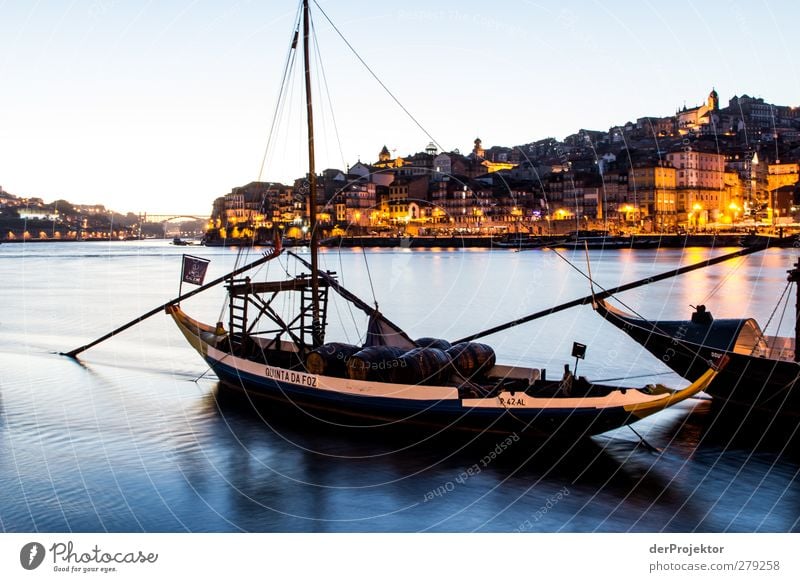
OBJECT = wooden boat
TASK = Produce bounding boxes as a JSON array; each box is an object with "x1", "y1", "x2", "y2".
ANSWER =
[
  {"x1": 167, "y1": 255, "x2": 723, "y2": 438},
  {"x1": 594, "y1": 260, "x2": 800, "y2": 415},
  {"x1": 164, "y1": 0, "x2": 726, "y2": 440}
]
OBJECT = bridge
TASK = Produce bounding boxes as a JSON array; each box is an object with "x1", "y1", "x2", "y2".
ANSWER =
[
  {"x1": 139, "y1": 214, "x2": 210, "y2": 223},
  {"x1": 135, "y1": 214, "x2": 210, "y2": 238}
]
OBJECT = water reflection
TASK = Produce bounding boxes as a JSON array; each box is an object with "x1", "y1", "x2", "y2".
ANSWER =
[
  {"x1": 193, "y1": 383, "x2": 800, "y2": 532},
  {"x1": 605, "y1": 400, "x2": 800, "y2": 532}
]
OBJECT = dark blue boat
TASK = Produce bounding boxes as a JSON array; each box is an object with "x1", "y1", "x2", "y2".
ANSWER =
[{"x1": 594, "y1": 292, "x2": 800, "y2": 416}]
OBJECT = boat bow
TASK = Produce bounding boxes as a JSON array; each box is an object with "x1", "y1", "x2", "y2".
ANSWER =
[
  {"x1": 166, "y1": 304, "x2": 225, "y2": 357},
  {"x1": 623, "y1": 357, "x2": 726, "y2": 419}
]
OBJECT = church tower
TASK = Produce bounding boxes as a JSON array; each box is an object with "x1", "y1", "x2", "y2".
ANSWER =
[
  {"x1": 472, "y1": 138, "x2": 485, "y2": 159},
  {"x1": 378, "y1": 145, "x2": 391, "y2": 163},
  {"x1": 708, "y1": 88, "x2": 719, "y2": 111}
]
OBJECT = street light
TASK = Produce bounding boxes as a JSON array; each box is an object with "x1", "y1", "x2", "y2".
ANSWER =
[
  {"x1": 729, "y1": 202, "x2": 740, "y2": 228},
  {"x1": 692, "y1": 203, "x2": 704, "y2": 231},
  {"x1": 618, "y1": 204, "x2": 634, "y2": 233}
]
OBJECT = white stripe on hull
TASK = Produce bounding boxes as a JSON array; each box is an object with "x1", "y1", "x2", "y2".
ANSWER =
[{"x1": 207, "y1": 345, "x2": 460, "y2": 401}]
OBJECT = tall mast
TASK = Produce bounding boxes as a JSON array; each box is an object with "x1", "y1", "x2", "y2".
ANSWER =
[{"x1": 302, "y1": 0, "x2": 322, "y2": 346}]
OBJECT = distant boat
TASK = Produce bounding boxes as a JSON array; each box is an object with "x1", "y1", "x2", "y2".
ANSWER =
[
  {"x1": 550, "y1": 230, "x2": 636, "y2": 250},
  {"x1": 492, "y1": 233, "x2": 562, "y2": 249},
  {"x1": 166, "y1": 0, "x2": 725, "y2": 441},
  {"x1": 202, "y1": 234, "x2": 307, "y2": 248},
  {"x1": 279, "y1": 237, "x2": 309, "y2": 248}
]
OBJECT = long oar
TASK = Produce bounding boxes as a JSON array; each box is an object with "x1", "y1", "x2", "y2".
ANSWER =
[
  {"x1": 62, "y1": 249, "x2": 283, "y2": 359},
  {"x1": 453, "y1": 243, "x2": 768, "y2": 344}
]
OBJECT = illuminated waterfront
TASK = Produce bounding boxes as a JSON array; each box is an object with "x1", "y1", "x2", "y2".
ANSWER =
[{"x1": 1, "y1": 241, "x2": 799, "y2": 532}]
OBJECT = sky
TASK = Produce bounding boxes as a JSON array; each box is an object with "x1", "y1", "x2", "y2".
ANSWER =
[{"x1": 1, "y1": 0, "x2": 799, "y2": 216}]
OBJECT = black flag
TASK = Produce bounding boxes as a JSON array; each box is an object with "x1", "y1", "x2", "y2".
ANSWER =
[{"x1": 181, "y1": 255, "x2": 210, "y2": 286}]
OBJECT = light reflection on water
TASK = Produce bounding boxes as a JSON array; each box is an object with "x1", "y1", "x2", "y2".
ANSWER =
[{"x1": 0, "y1": 241, "x2": 799, "y2": 532}]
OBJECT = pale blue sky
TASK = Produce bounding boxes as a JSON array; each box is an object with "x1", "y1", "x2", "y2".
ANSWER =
[{"x1": 1, "y1": 0, "x2": 798, "y2": 215}]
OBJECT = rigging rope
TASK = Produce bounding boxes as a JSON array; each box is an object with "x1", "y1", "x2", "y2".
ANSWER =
[
  {"x1": 334, "y1": 249, "x2": 365, "y2": 342},
  {"x1": 553, "y1": 249, "x2": 664, "y2": 324},
  {"x1": 699, "y1": 255, "x2": 746, "y2": 304},
  {"x1": 362, "y1": 247, "x2": 379, "y2": 309},
  {"x1": 309, "y1": 12, "x2": 347, "y2": 171},
  {"x1": 258, "y1": 5, "x2": 303, "y2": 180},
  {"x1": 311, "y1": 7, "x2": 405, "y2": 321},
  {"x1": 312, "y1": 0, "x2": 443, "y2": 152},
  {"x1": 754, "y1": 281, "x2": 792, "y2": 356},
  {"x1": 769, "y1": 282, "x2": 792, "y2": 355},
  {"x1": 551, "y1": 249, "x2": 711, "y2": 364},
  {"x1": 216, "y1": 290, "x2": 228, "y2": 330},
  {"x1": 592, "y1": 371, "x2": 675, "y2": 383}
]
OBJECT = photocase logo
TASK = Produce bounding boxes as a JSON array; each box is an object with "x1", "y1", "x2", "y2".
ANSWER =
[{"x1": 20, "y1": 542, "x2": 46, "y2": 570}]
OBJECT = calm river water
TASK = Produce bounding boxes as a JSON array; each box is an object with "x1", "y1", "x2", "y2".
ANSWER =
[{"x1": 1, "y1": 240, "x2": 799, "y2": 532}]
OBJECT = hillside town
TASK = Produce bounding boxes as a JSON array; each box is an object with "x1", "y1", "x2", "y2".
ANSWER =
[
  {"x1": 206, "y1": 90, "x2": 800, "y2": 243},
  {"x1": 4, "y1": 89, "x2": 800, "y2": 244}
]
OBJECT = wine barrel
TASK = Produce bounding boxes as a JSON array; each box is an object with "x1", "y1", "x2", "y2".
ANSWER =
[
  {"x1": 446, "y1": 342, "x2": 496, "y2": 377},
  {"x1": 347, "y1": 346, "x2": 406, "y2": 382},
  {"x1": 414, "y1": 337, "x2": 452, "y2": 351},
  {"x1": 306, "y1": 342, "x2": 360, "y2": 377},
  {"x1": 396, "y1": 347, "x2": 452, "y2": 385}
]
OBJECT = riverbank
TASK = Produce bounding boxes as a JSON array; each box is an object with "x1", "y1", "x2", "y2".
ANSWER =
[
  {"x1": 4, "y1": 232, "x2": 797, "y2": 249},
  {"x1": 312, "y1": 233, "x2": 796, "y2": 249},
  {"x1": 0, "y1": 237, "x2": 137, "y2": 243}
]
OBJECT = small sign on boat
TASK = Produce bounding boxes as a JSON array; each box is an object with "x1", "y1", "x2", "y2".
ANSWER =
[{"x1": 572, "y1": 342, "x2": 587, "y2": 360}]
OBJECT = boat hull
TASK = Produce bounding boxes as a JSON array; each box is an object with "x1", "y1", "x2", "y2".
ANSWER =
[
  {"x1": 167, "y1": 304, "x2": 719, "y2": 441},
  {"x1": 207, "y1": 354, "x2": 651, "y2": 439}
]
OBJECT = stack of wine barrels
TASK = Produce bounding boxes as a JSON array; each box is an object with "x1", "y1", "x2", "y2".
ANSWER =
[
  {"x1": 346, "y1": 346, "x2": 406, "y2": 382},
  {"x1": 414, "y1": 337, "x2": 452, "y2": 351},
  {"x1": 395, "y1": 347, "x2": 452, "y2": 385},
  {"x1": 446, "y1": 342, "x2": 496, "y2": 378},
  {"x1": 306, "y1": 343, "x2": 360, "y2": 377},
  {"x1": 308, "y1": 338, "x2": 496, "y2": 386}
]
